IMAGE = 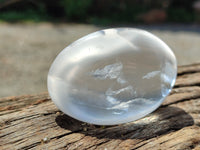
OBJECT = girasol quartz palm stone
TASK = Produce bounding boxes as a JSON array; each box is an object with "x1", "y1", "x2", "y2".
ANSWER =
[{"x1": 48, "y1": 28, "x2": 177, "y2": 125}]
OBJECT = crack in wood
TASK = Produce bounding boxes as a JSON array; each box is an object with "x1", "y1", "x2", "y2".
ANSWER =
[
  {"x1": 178, "y1": 70, "x2": 200, "y2": 76},
  {"x1": 60, "y1": 135, "x2": 85, "y2": 149},
  {"x1": 163, "y1": 96, "x2": 200, "y2": 106},
  {"x1": 174, "y1": 83, "x2": 200, "y2": 88},
  {"x1": 19, "y1": 141, "x2": 41, "y2": 150}
]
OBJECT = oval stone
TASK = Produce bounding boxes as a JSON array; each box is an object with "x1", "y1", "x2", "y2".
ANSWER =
[{"x1": 48, "y1": 28, "x2": 177, "y2": 125}]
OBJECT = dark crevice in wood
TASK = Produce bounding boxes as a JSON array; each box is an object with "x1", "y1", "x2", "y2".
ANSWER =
[
  {"x1": 54, "y1": 130, "x2": 82, "y2": 140},
  {"x1": 15, "y1": 139, "x2": 28, "y2": 147},
  {"x1": 42, "y1": 111, "x2": 57, "y2": 116},
  {"x1": 170, "y1": 86, "x2": 200, "y2": 94},
  {"x1": 177, "y1": 63, "x2": 200, "y2": 74},
  {"x1": 2, "y1": 117, "x2": 41, "y2": 131},
  {"x1": 4, "y1": 114, "x2": 40, "y2": 124},
  {"x1": 0, "y1": 94, "x2": 50, "y2": 113},
  {"x1": 7, "y1": 138, "x2": 25, "y2": 145},
  {"x1": 19, "y1": 141, "x2": 41, "y2": 150},
  {"x1": 0, "y1": 110, "x2": 21, "y2": 116},
  {"x1": 87, "y1": 139, "x2": 110, "y2": 149},
  {"x1": 190, "y1": 110, "x2": 200, "y2": 114},
  {"x1": 60, "y1": 136, "x2": 85, "y2": 149},
  {"x1": 177, "y1": 70, "x2": 200, "y2": 76},
  {"x1": 0, "y1": 131, "x2": 15, "y2": 138},
  {"x1": 131, "y1": 141, "x2": 150, "y2": 150},
  {"x1": 3, "y1": 112, "x2": 57, "y2": 129},
  {"x1": 112, "y1": 140, "x2": 123, "y2": 149},
  {"x1": 163, "y1": 97, "x2": 200, "y2": 107},
  {"x1": 174, "y1": 83, "x2": 200, "y2": 88}
]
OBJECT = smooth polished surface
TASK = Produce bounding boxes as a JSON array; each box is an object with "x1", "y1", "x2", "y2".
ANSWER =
[{"x1": 48, "y1": 28, "x2": 177, "y2": 125}]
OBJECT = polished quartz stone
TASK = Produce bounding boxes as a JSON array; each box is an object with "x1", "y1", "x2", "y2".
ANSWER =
[{"x1": 48, "y1": 28, "x2": 177, "y2": 125}]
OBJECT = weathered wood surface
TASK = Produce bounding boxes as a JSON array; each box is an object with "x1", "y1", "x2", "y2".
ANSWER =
[{"x1": 0, "y1": 63, "x2": 200, "y2": 150}]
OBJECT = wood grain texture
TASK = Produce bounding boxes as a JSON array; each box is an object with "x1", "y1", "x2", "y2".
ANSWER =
[{"x1": 0, "y1": 63, "x2": 200, "y2": 150}]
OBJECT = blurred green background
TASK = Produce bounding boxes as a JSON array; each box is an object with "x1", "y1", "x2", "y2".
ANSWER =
[{"x1": 0, "y1": 0, "x2": 199, "y2": 24}]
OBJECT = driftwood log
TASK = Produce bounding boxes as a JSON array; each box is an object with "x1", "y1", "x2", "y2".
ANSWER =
[{"x1": 1, "y1": 63, "x2": 200, "y2": 150}]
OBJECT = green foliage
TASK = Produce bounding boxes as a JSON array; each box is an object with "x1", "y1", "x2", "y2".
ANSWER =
[
  {"x1": 0, "y1": 0, "x2": 50, "y2": 22},
  {"x1": 0, "y1": 0, "x2": 196, "y2": 24},
  {"x1": 167, "y1": 8, "x2": 194, "y2": 22},
  {"x1": 61, "y1": 0, "x2": 92, "y2": 21},
  {"x1": 92, "y1": 2, "x2": 148, "y2": 23},
  {"x1": 0, "y1": 10, "x2": 49, "y2": 22},
  {"x1": 88, "y1": 17, "x2": 113, "y2": 26}
]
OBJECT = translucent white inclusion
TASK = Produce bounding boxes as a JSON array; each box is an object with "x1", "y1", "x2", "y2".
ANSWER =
[
  {"x1": 143, "y1": 71, "x2": 161, "y2": 79},
  {"x1": 89, "y1": 62, "x2": 123, "y2": 80}
]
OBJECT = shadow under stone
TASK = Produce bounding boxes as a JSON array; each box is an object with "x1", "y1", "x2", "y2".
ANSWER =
[{"x1": 55, "y1": 106, "x2": 194, "y2": 140}]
